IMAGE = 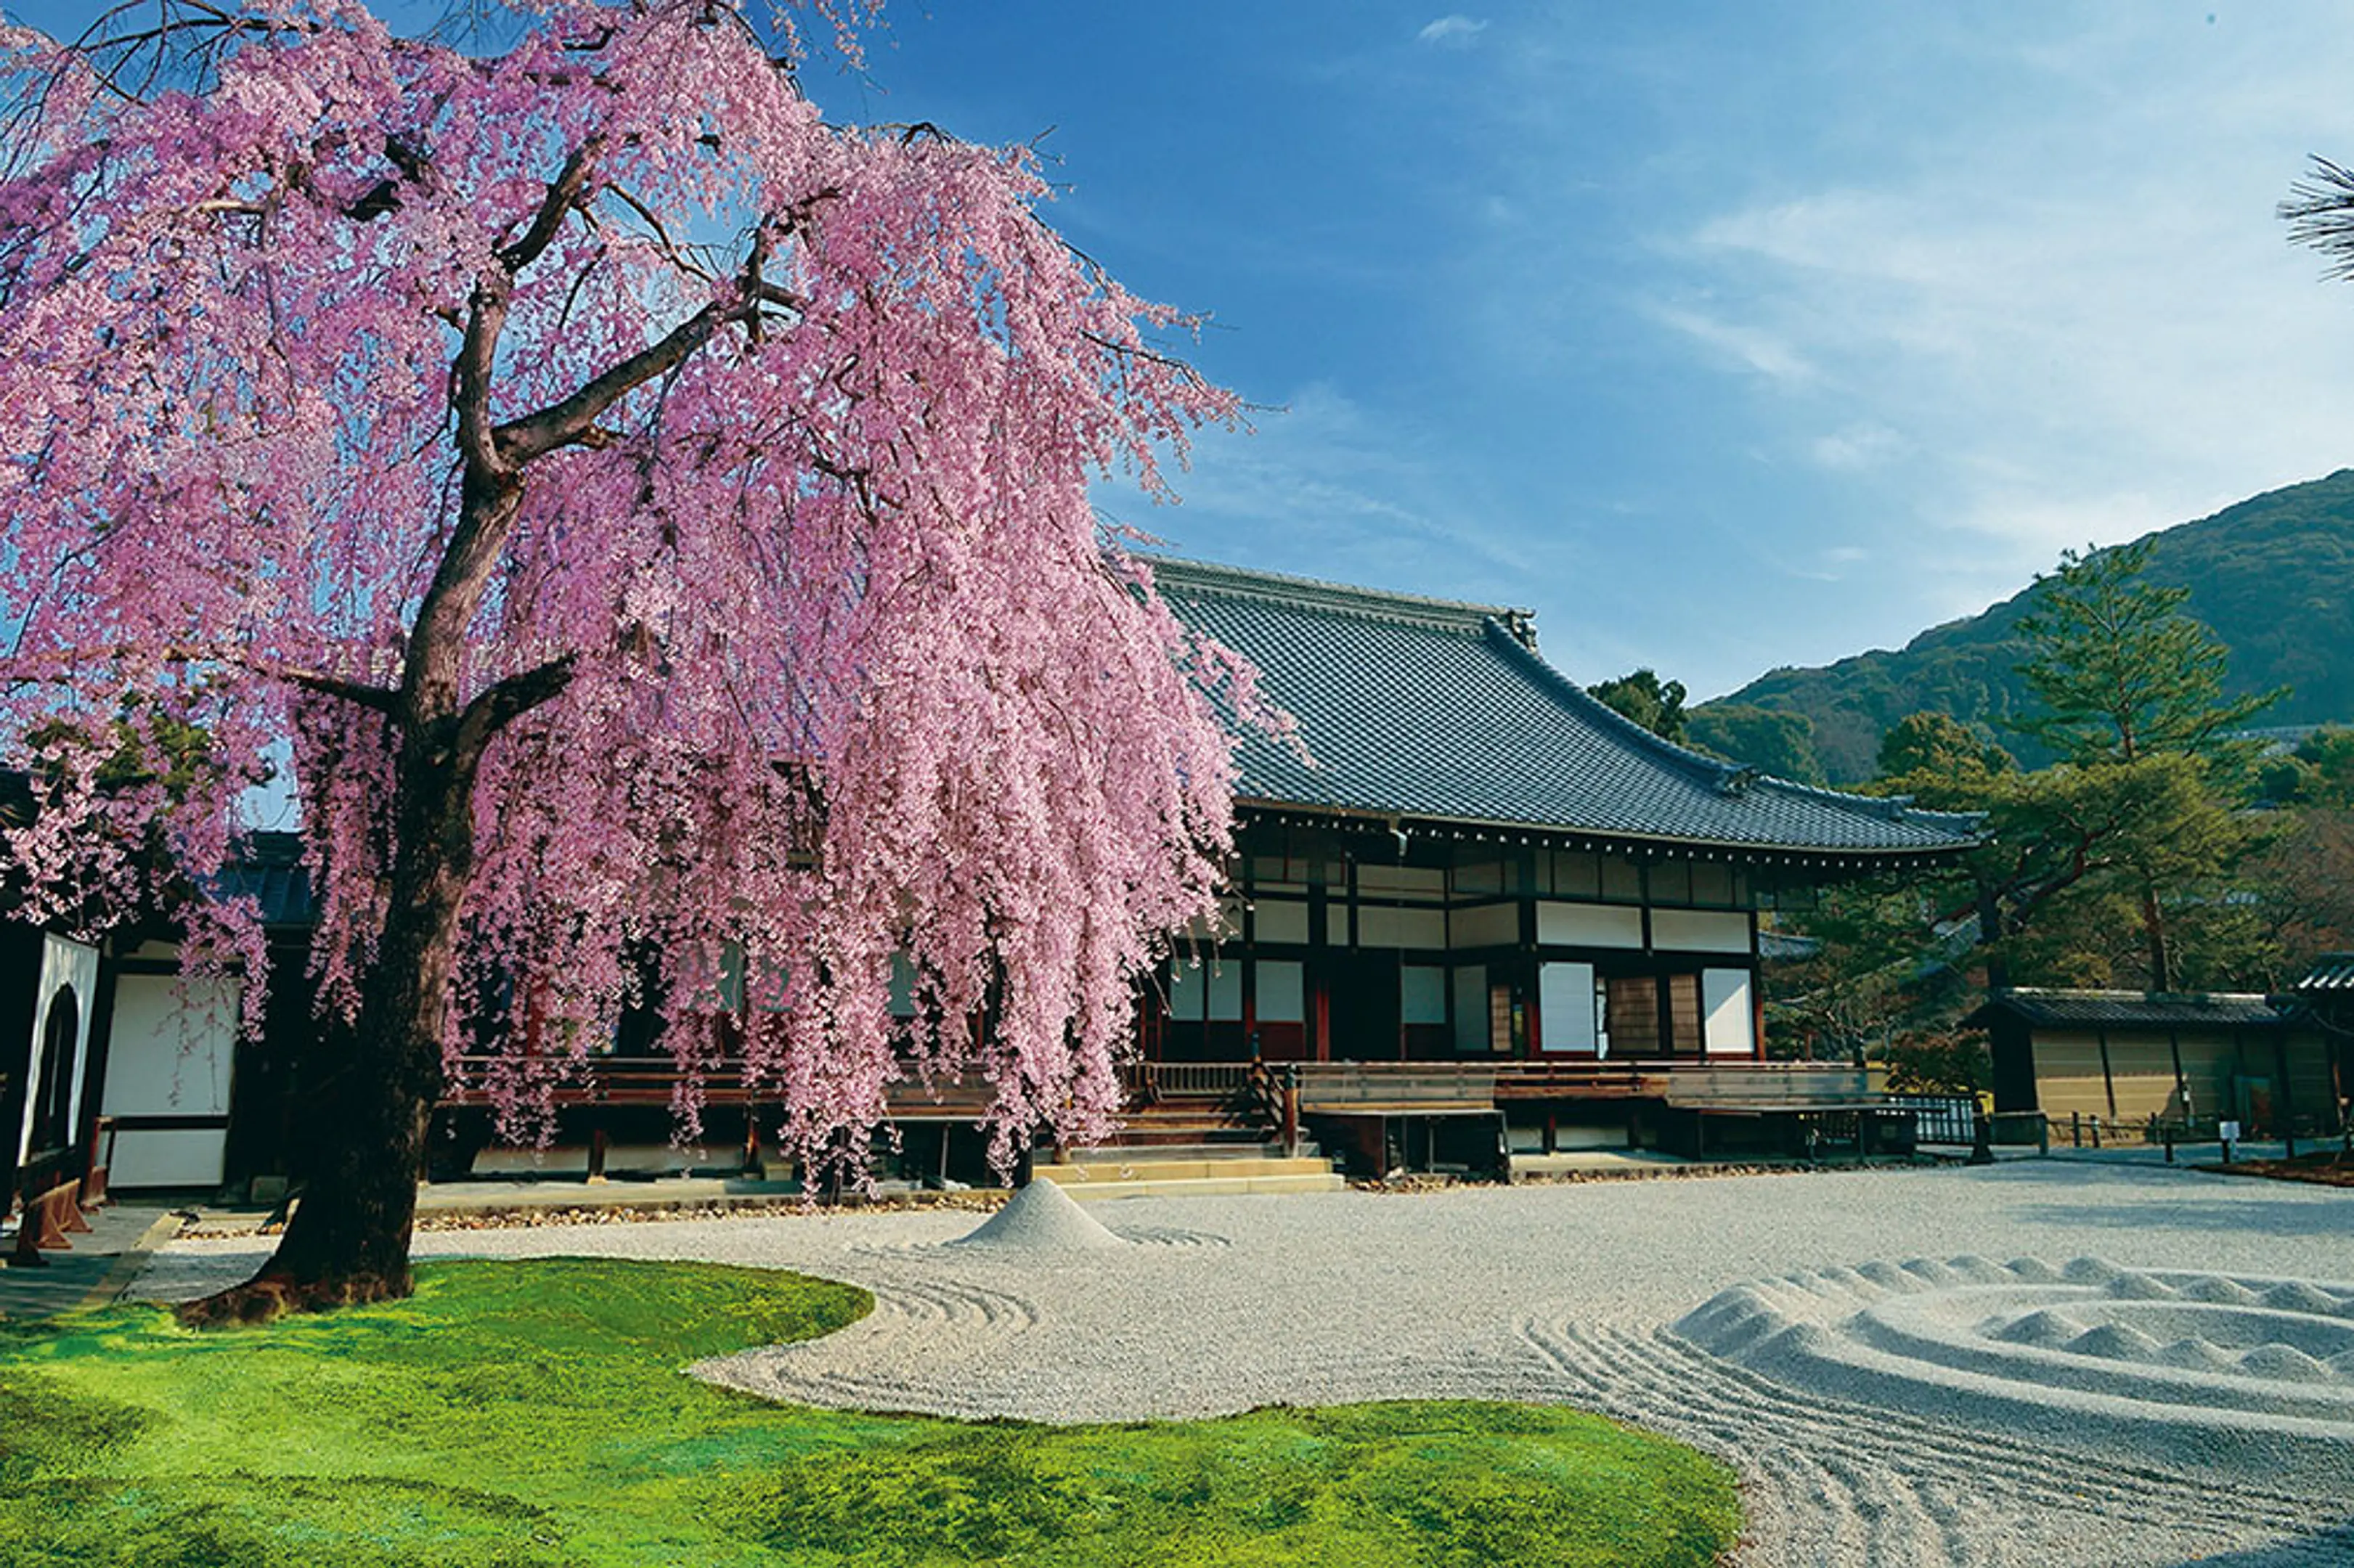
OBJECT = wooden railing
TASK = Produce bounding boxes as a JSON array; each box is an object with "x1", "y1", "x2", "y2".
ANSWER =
[
  {"x1": 439, "y1": 1053, "x2": 1889, "y2": 1121},
  {"x1": 1291, "y1": 1062, "x2": 1497, "y2": 1111},
  {"x1": 1120, "y1": 1061, "x2": 1253, "y2": 1100},
  {"x1": 1656, "y1": 1062, "x2": 1873, "y2": 1106},
  {"x1": 1493, "y1": 1062, "x2": 1666, "y2": 1098},
  {"x1": 440, "y1": 1055, "x2": 752, "y2": 1108},
  {"x1": 437, "y1": 1055, "x2": 998, "y2": 1118},
  {"x1": 1885, "y1": 1093, "x2": 1979, "y2": 1146}
]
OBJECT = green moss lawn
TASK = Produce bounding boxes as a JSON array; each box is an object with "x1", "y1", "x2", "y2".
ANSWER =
[{"x1": 0, "y1": 1257, "x2": 1738, "y2": 1566}]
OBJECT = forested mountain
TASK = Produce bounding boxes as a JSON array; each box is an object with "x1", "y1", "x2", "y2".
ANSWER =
[{"x1": 1695, "y1": 470, "x2": 2354, "y2": 782}]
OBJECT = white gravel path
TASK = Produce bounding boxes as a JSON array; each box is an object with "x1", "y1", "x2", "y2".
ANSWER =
[{"x1": 135, "y1": 1160, "x2": 2354, "y2": 1567}]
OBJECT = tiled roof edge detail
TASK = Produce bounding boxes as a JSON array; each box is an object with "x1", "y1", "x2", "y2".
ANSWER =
[
  {"x1": 2000, "y1": 987, "x2": 2278, "y2": 1005},
  {"x1": 1759, "y1": 776, "x2": 1985, "y2": 836},
  {"x1": 1144, "y1": 556, "x2": 1535, "y2": 645},
  {"x1": 1475, "y1": 621, "x2": 1738, "y2": 785},
  {"x1": 1478, "y1": 624, "x2": 1985, "y2": 841},
  {"x1": 1968, "y1": 987, "x2": 2293, "y2": 1029}
]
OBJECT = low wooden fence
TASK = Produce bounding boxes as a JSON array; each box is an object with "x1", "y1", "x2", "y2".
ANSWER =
[{"x1": 2054, "y1": 1108, "x2": 2343, "y2": 1156}]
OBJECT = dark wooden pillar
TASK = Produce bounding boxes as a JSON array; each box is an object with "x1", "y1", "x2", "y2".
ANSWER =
[{"x1": 2273, "y1": 1029, "x2": 2298, "y2": 1138}]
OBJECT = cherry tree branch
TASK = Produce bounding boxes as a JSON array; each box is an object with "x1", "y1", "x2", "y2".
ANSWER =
[
  {"x1": 494, "y1": 297, "x2": 740, "y2": 464},
  {"x1": 493, "y1": 218, "x2": 811, "y2": 465},
  {"x1": 454, "y1": 282, "x2": 510, "y2": 477},
  {"x1": 9, "y1": 644, "x2": 402, "y2": 714},
  {"x1": 272, "y1": 666, "x2": 400, "y2": 714},
  {"x1": 598, "y1": 182, "x2": 710, "y2": 279},
  {"x1": 496, "y1": 139, "x2": 601, "y2": 275},
  {"x1": 452, "y1": 653, "x2": 577, "y2": 769}
]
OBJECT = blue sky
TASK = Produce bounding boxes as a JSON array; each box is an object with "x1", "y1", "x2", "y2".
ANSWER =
[
  {"x1": 17, "y1": 1, "x2": 2354, "y2": 698},
  {"x1": 802, "y1": 2, "x2": 2354, "y2": 698}
]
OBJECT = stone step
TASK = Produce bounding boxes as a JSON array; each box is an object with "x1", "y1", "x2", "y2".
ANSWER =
[
  {"x1": 1043, "y1": 1169, "x2": 1346, "y2": 1201},
  {"x1": 1036, "y1": 1153, "x2": 1335, "y2": 1185}
]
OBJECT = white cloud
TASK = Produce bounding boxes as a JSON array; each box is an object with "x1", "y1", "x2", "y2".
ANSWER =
[
  {"x1": 1645, "y1": 303, "x2": 1817, "y2": 385},
  {"x1": 1101, "y1": 380, "x2": 1546, "y2": 596},
  {"x1": 1643, "y1": 9, "x2": 2354, "y2": 586},
  {"x1": 1944, "y1": 486, "x2": 2181, "y2": 556},
  {"x1": 1417, "y1": 15, "x2": 1488, "y2": 47},
  {"x1": 1808, "y1": 423, "x2": 1907, "y2": 472}
]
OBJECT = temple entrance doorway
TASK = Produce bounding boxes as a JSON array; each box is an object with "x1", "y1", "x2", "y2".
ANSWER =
[{"x1": 1325, "y1": 950, "x2": 1402, "y2": 1061}]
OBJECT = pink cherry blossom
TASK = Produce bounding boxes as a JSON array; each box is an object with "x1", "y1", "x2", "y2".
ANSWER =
[{"x1": 0, "y1": 0, "x2": 1253, "y2": 1303}]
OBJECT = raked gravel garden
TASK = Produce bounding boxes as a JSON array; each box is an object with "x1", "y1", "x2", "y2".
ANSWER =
[{"x1": 25, "y1": 1158, "x2": 2354, "y2": 1565}]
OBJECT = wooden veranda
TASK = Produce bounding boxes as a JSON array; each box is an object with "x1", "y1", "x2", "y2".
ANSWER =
[{"x1": 433, "y1": 1053, "x2": 1919, "y2": 1183}]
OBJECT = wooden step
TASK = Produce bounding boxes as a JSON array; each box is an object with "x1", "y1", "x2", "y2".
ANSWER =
[
  {"x1": 1036, "y1": 1153, "x2": 1335, "y2": 1186},
  {"x1": 1091, "y1": 1127, "x2": 1272, "y2": 1148},
  {"x1": 1036, "y1": 1165, "x2": 1345, "y2": 1201},
  {"x1": 1059, "y1": 1140, "x2": 1314, "y2": 1164}
]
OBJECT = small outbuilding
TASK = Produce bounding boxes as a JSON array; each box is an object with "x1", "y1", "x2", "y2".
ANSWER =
[
  {"x1": 1967, "y1": 988, "x2": 2342, "y2": 1137},
  {"x1": 2286, "y1": 954, "x2": 2354, "y2": 1122}
]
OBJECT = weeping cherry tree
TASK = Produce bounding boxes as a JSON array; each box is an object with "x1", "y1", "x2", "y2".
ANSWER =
[{"x1": 0, "y1": 0, "x2": 1270, "y2": 1318}]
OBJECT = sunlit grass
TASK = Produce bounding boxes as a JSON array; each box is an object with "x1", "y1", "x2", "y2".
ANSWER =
[{"x1": 0, "y1": 1257, "x2": 1738, "y2": 1566}]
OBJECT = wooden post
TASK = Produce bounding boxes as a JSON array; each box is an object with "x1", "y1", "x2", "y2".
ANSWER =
[
  {"x1": 1282, "y1": 1066, "x2": 1300, "y2": 1159},
  {"x1": 586, "y1": 1123, "x2": 608, "y2": 1184},
  {"x1": 9, "y1": 1179, "x2": 83, "y2": 1265},
  {"x1": 2274, "y1": 1030, "x2": 2299, "y2": 1151},
  {"x1": 9, "y1": 1204, "x2": 49, "y2": 1267},
  {"x1": 2167, "y1": 1028, "x2": 2188, "y2": 1123},
  {"x1": 81, "y1": 1116, "x2": 115, "y2": 1209}
]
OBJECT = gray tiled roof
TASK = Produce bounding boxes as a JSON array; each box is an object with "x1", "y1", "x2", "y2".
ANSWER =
[
  {"x1": 1966, "y1": 988, "x2": 2291, "y2": 1030},
  {"x1": 215, "y1": 830, "x2": 318, "y2": 930},
  {"x1": 1149, "y1": 559, "x2": 1979, "y2": 857}
]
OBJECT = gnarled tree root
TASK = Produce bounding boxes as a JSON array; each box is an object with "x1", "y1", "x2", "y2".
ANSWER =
[{"x1": 174, "y1": 1267, "x2": 412, "y2": 1327}]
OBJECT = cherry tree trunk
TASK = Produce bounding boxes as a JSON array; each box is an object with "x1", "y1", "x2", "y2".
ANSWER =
[
  {"x1": 175, "y1": 940, "x2": 448, "y2": 1321},
  {"x1": 181, "y1": 736, "x2": 478, "y2": 1323},
  {"x1": 221, "y1": 1004, "x2": 439, "y2": 1315}
]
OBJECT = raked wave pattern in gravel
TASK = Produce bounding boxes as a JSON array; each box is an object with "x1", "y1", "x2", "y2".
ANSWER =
[
  {"x1": 1524, "y1": 1315, "x2": 2345, "y2": 1567},
  {"x1": 695, "y1": 1277, "x2": 1042, "y2": 1416},
  {"x1": 1674, "y1": 1255, "x2": 2354, "y2": 1490},
  {"x1": 1521, "y1": 1254, "x2": 2354, "y2": 1567}
]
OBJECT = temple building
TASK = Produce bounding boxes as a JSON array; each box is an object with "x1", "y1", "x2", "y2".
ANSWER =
[{"x1": 1142, "y1": 560, "x2": 1977, "y2": 1068}]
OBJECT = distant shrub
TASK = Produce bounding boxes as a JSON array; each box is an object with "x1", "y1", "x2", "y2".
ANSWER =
[{"x1": 1876, "y1": 1030, "x2": 1991, "y2": 1095}]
